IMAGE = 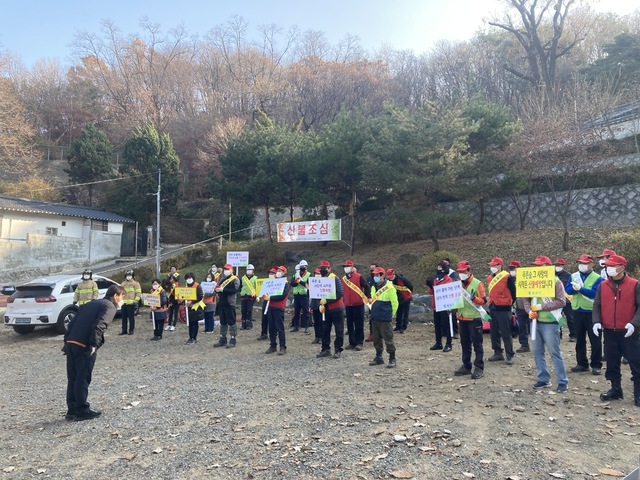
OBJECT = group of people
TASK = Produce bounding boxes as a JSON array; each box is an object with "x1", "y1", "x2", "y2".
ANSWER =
[{"x1": 424, "y1": 250, "x2": 640, "y2": 407}]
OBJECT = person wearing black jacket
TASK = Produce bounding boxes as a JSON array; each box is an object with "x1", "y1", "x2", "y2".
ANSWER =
[
  {"x1": 63, "y1": 285, "x2": 125, "y2": 421},
  {"x1": 386, "y1": 269, "x2": 413, "y2": 333},
  {"x1": 213, "y1": 263, "x2": 241, "y2": 348},
  {"x1": 554, "y1": 258, "x2": 576, "y2": 341}
]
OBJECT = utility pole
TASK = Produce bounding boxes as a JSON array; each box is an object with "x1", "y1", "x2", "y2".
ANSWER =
[
  {"x1": 156, "y1": 169, "x2": 161, "y2": 278},
  {"x1": 228, "y1": 201, "x2": 232, "y2": 242}
]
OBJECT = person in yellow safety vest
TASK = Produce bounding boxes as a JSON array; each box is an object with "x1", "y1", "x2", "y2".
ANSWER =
[
  {"x1": 240, "y1": 264, "x2": 257, "y2": 330},
  {"x1": 73, "y1": 269, "x2": 98, "y2": 306},
  {"x1": 368, "y1": 267, "x2": 399, "y2": 368},
  {"x1": 213, "y1": 264, "x2": 241, "y2": 348},
  {"x1": 120, "y1": 269, "x2": 142, "y2": 335},
  {"x1": 183, "y1": 272, "x2": 205, "y2": 345}
]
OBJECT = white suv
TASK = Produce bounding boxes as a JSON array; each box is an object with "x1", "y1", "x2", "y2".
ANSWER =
[{"x1": 2, "y1": 274, "x2": 124, "y2": 334}]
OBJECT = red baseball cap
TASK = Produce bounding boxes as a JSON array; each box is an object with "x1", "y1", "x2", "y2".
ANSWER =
[
  {"x1": 603, "y1": 254, "x2": 627, "y2": 267},
  {"x1": 577, "y1": 254, "x2": 594, "y2": 264},
  {"x1": 508, "y1": 260, "x2": 521, "y2": 268},
  {"x1": 487, "y1": 257, "x2": 504, "y2": 266},
  {"x1": 269, "y1": 267, "x2": 277, "y2": 274},
  {"x1": 554, "y1": 258, "x2": 566, "y2": 266},
  {"x1": 597, "y1": 249, "x2": 616, "y2": 259},
  {"x1": 531, "y1": 256, "x2": 552, "y2": 266},
  {"x1": 319, "y1": 260, "x2": 331, "y2": 268},
  {"x1": 373, "y1": 267, "x2": 386, "y2": 275},
  {"x1": 385, "y1": 268, "x2": 395, "y2": 278},
  {"x1": 223, "y1": 263, "x2": 233, "y2": 270},
  {"x1": 456, "y1": 260, "x2": 471, "y2": 271},
  {"x1": 277, "y1": 265, "x2": 288, "y2": 274},
  {"x1": 343, "y1": 260, "x2": 355, "y2": 267}
]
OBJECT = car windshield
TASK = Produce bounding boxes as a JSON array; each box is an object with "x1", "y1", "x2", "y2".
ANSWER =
[{"x1": 13, "y1": 285, "x2": 54, "y2": 298}]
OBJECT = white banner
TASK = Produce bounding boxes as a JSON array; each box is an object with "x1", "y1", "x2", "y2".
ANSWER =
[
  {"x1": 226, "y1": 251, "x2": 249, "y2": 267},
  {"x1": 277, "y1": 220, "x2": 341, "y2": 242}
]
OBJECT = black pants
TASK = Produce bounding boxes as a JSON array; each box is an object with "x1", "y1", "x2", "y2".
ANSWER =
[
  {"x1": 218, "y1": 304, "x2": 237, "y2": 326},
  {"x1": 187, "y1": 308, "x2": 203, "y2": 340},
  {"x1": 321, "y1": 307, "x2": 345, "y2": 352},
  {"x1": 66, "y1": 344, "x2": 97, "y2": 414},
  {"x1": 563, "y1": 304, "x2": 575, "y2": 337},
  {"x1": 460, "y1": 319, "x2": 484, "y2": 371},
  {"x1": 261, "y1": 303, "x2": 268, "y2": 336},
  {"x1": 268, "y1": 307, "x2": 286, "y2": 349},
  {"x1": 346, "y1": 305, "x2": 365, "y2": 346},
  {"x1": 395, "y1": 300, "x2": 411, "y2": 331},
  {"x1": 168, "y1": 300, "x2": 180, "y2": 326},
  {"x1": 516, "y1": 308, "x2": 530, "y2": 347},
  {"x1": 573, "y1": 310, "x2": 602, "y2": 369},
  {"x1": 292, "y1": 295, "x2": 310, "y2": 328},
  {"x1": 121, "y1": 304, "x2": 136, "y2": 333},
  {"x1": 490, "y1": 308, "x2": 514, "y2": 357},
  {"x1": 603, "y1": 329, "x2": 640, "y2": 383},
  {"x1": 312, "y1": 308, "x2": 323, "y2": 339},
  {"x1": 152, "y1": 313, "x2": 166, "y2": 338},
  {"x1": 433, "y1": 310, "x2": 452, "y2": 346},
  {"x1": 241, "y1": 297, "x2": 255, "y2": 327}
]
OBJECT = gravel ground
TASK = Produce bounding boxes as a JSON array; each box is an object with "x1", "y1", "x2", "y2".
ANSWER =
[{"x1": 1, "y1": 311, "x2": 639, "y2": 480}]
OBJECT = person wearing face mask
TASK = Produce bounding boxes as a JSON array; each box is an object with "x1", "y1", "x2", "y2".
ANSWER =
[
  {"x1": 365, "y1": 264, "x2": 378, "y2": 342},
  {"x1": 554, "y1": 258, "x2": 576, "y2": 342},
  {"x1": 73, "y1": 268, "x2": 99, "y2": 307},
  {"x1": 120, "y1": 269, "x2": 141, "y2": 336},
  {"x1": 265, "y1": 266, "x2": 291, "y2": 355},
  {"x1": 592, "y1": 255, "x2": 640, "y2": 406},
  {"x1": 310, "y1": 268, "x2": 324, "y2": 344},
  {"x1": 386, "y1": 269, "x2": 413, "y2": 334},
  {"x1": 597, "y1": 249, "x2": 617, "y2": 279},
  {"x1": 150, "y1": 278, "x2": 170, "y2": 340},
  {"x1": 213, "y1": 264, "x2": 241, "y2": 348},
  {"x1": 165, "y1": 271, "x2": 181, "y2": 332},
  {"x1": 63, "y1": 285, "x2": 126, "y2": 421},
  {"x1": 290, "y1": 260, "x2": 311, "y2": 333},
  {"x1": 452, "y1": 261, "x2": 486, "y2": 379},
  {"x1": 426, "y1": 261, "x2": 454, "y2": 352},
  {"x1": 316, "y1": 260, "x2": 345, "y2": 359},
  {"x1": 240, "y1": 264, "x2": 257, "y2": 330},
  {"x1": 208, "y1": 263, "x2": 221, "y2": 283},
  {"x1": 510, "y1": 261, "x2": 530, "y2": 353},
  {"x1": 342, "y1": 260, "x2": 371, "y2": 351},
  {"x1": 486, "y1": 257, "x2": 517, "y2": 365},
  {"x1": 368, "y1": 267, "x2": 399, "y2": 368},
  {"x1": 565, "y1": 254, "x2": 604, "y2": 375},
  {"x1": 183, "y1": 272, "x2": 205, "y2": 345},
  {"x1": 202, "y1": 272, "x2": 217, "y2": 334},
  {"x1": 258, "y1": 267, "x2": 278, "y2": 340}
]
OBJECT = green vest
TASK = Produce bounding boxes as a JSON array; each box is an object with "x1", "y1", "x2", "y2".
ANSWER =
[
  {"x1": 536, "y1": 279, "x2": 563, "y2": 323},
  {"x1": 570, "y1": 271, "x2": 599, "y2": 311},
  {"x1": 292, "y1": 272, "x2": 310, "y2": 295},
  {"x1": 240, "y1": 275, "x2": 257, "y2": 296},
  {"x1": 456, "y1": 277, "x2": 483, "y2": 319}
]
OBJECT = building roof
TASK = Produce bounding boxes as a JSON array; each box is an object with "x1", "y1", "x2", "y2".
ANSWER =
[{"x1": 0, "y1": 195, "x2": 135, "y2": 223}]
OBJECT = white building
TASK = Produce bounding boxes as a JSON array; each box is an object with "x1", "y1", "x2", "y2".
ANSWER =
[{"x1": 0, "y1": 195, "x2": 135, "y2": 282}]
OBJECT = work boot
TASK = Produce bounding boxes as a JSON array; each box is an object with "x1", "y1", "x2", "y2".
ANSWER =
[
  {"x1": 387, "y1": 354, "x2": 396, "y2": 369},
  {"x1": 600, "y1": 381, "x2": 624, "y2": 401},
  {"x1": 265, "y1": 346, "x2": 277, "y2": 354},
  {"x1": 369, "y1": 354, "x2": 384, "y2": 366},
  {"x1": 454, "y1": 366, "x2": 472, "y2": 376},
  {"x1": 213, "y1": 337, "x2": 227, "y2": 348},
  {"x1": 227, "y1": 337, "x2": 237, "y2": 348},
  {"x1": 471, "y1": 368, "x2": 484, "y2": 379}
]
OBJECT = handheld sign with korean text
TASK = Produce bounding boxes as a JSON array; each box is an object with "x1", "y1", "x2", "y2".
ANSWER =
[
  {"x1": 174, "y1": 287, "x2": 197, "y2": 301},
  {"x1": 516, "y1": 266, "x2": 556, "y2": 298},
  {"x1": 142, "y1": 294, "x2": 161, "y2": 307},
  {"x1": 433, "y1": 281, "x2": 464, "y2": 312},
  {"x1": 226, "y1": 251, "x2": 249, "y2": 267},
  {"x1": 309, "y1": 277, "x2": 337, "y2": 300},
  {"x1": 258, "y1": 278, "x2": 287, "y2": 297}
]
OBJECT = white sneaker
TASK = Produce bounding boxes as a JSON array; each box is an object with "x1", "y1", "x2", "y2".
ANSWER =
[
  {"x1": 164, "y1": 325, "x2": 170, "y2": 331},
  {"x1": 169, "y1": 326, "x2": 175, "y2": 332}
]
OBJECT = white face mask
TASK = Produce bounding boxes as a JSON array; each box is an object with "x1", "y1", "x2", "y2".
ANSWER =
[
  {"x1": 83, "y1": 275, "x2": 90, "y2": 280},
  {"x1": 459, "y1": 273, "x2": 469, "y2": 281},
  {"x1": 490, "y1": 267, "x2": 499, "y2": 274},
  {"x1": 206, "y1": 277, "x2": 212, "y2": 282},
  {"x1": 224, "y1": 269, "x2": 232, "y2": 276},
  {"x1": 599, "y1": 259, "x2": 606, "y2": 267},
  {"x1": 268, "y1": 274, "x2": 275, "y2": 279},
  {"x1": 246, "y1": 270, "x2": 254, "y2": 275},
  {"x1": 606, "y1": 266, "x2": 619, "y2": 277},
  {"x1": 344, "y1": 267, "x2": 352, "y2": 274},
  {"x1": 578, "y1": 264, "x2": 589, "y2": 273},
  {"x1": 186, "y1": 279, "x2": 194, "y2": 285},
  {"x1": 211, "y1": 267, "x2": 217, "y2": 272},
  {"x1": 126, "y1": 275, "x2": 132, "y2": 281},
  {"x1": 315, "y1": 274, "x2": 321, "y2": 278},
  {"x1": 117, "y1": 299, "x2": 124, "y2": 308},
  {"x1": 276, "y1": 271, "x2": 283, "y2": 278},
  {"x1": 555, "y1": 267, "x2": 563, "y2": 273},
  {"x1": 152, "y1": 284, "x2": 159, "y2": 290},
  {"x1": 509, "y1": 270, "x2": 516, "y2": 277}
]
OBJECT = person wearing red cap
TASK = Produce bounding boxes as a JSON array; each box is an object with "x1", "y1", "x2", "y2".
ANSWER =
[
  {"x1": 509, "y1": 261, "x2": 530, "y2": 353},
  {"x1": 554, "y1": 258, "x2": 576, "y2": 342},
  {"x1": 316, "y1": 261, "x2": 346, "y2": 359},
  {"x1": 368, "y1": 267, "x2": 399, "y2": 368},
  {"x1": 452, "y1": 261, "x2": 486, "y2": 379},
  {"x1": 289, "y1": 260, "x2": 311, "y2": 333},
  {"x1": 310, "y1": 268, "x2": 324, "y2": 344},
  {"x1": 597, "y1": 249, "x2": 617, "y2": 279},
  {"x1": 486, "y1": 257, "x2": 517, "y2": 364},
  {"x1": 257, "y1": 267, "x2": 278, "y2": 340},
  {"x1": 386, "y1": 269, "x2": 413, "y2": 333},
  {"x1": 212, "y1": 264, "x2": 241, "y2": 348},
  {"x1": 565, "y1": 254, "x2": 603, "y2": 375},
  {"x1": 342, "y1": 260, "x2": 371, "y2": 351},
  {"x1": 592, "y1": 255, "x2": 640, "y2": 406},
  {"x1": 426, "y1": 261, "x2": 455, "y2": 352},
  {"x1": 524, "y1": 256, "x2": 569, "y2": 392},
  {"x1": 264, "y1": 266, "x2": 291, "y2": 355}
]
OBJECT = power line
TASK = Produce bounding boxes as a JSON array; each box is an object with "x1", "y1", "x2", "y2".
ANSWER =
[{"x1": 28, "y1": 172, "x2": 156, "y2": 192}]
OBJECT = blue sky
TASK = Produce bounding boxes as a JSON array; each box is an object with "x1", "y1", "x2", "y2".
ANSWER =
[{"x1": 2, "y1": 0, "x2": 638, "y2": 68}]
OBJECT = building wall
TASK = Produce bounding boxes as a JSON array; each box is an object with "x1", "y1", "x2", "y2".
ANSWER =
[{"x1": 0, "y1": 212, "x2": 124, "y2": 241}]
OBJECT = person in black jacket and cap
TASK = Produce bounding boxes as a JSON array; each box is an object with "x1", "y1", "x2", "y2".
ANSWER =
[{"x1": 63, "y1": 285, "x2": 125, "y2": 421}]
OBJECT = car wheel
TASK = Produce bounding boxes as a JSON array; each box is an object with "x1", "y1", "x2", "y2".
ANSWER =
[
  {"x1": 56, "y1": 307, "x2": 78, "y2": 334},
  {"x1": 13, "y1": 325, "x2": 36, "y2": 334}
]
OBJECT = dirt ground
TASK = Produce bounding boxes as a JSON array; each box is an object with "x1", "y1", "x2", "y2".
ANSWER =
[{"x1": 0, "y1": 312, "x2": 638, "y2": 480}]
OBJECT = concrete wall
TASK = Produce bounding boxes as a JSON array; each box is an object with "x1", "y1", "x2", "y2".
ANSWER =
[
  {"x1": 0, "y1": 231, "x2": 122, "y2": 282},
  {"x1": 0, "y1": 213, "x2": 124, "y2": 240}
]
